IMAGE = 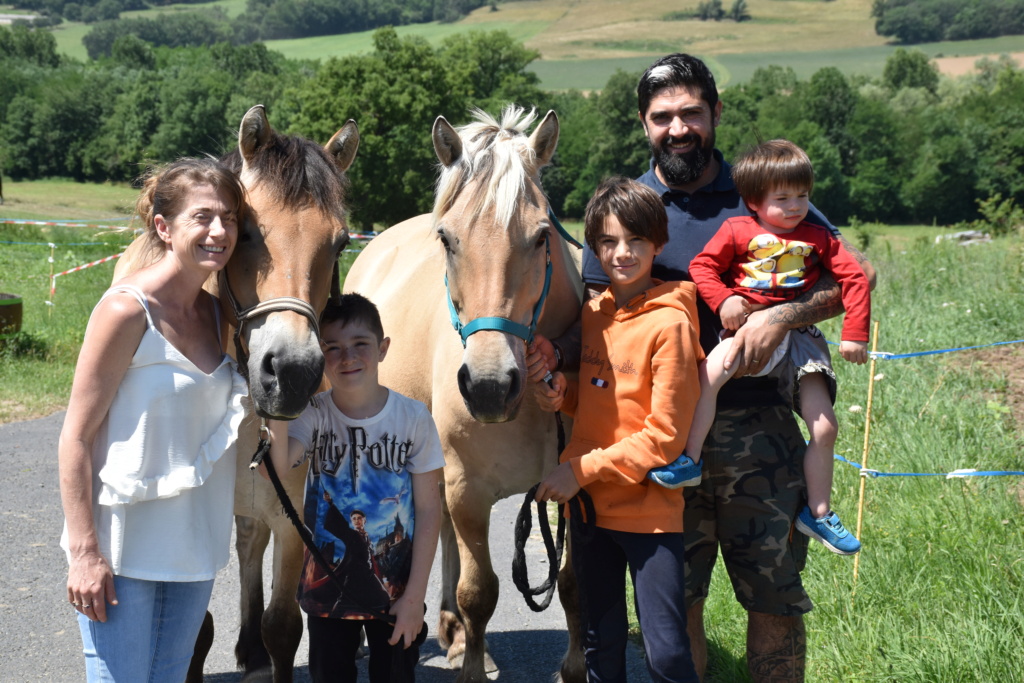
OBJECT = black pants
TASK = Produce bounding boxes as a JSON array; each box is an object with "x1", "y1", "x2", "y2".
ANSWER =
[
  {"x1": 307, "y1": 615, "x2": 419, "y2": 683},
  {"x1": 571, "y1": 526, "x2": 699, "y2": 683}
]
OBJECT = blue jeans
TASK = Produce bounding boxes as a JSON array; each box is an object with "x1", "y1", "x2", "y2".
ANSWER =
[
  {"x1": 571, "y1": 526, "x2": 698, "y2": 683},
  {"x1": 77, "y1": 575, "x2": 214, "y2": 683}
]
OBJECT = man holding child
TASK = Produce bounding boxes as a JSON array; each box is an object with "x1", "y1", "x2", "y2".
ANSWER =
[{"x1": 531, "y1": 52, "x2": 875, "y2": 682}]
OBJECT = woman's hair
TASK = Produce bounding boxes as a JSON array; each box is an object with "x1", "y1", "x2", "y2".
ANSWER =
[
  {"x1": 133, "y1": 157, "x2": 246, "y2": 261},
  {"x1": 731, "y1": 139, "x2": 814, "y2": 207},
  {"x1": 583, "y1": 176, "x2": 669, "y2": 252}
]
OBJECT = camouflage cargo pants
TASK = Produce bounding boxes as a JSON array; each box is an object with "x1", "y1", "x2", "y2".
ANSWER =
[{"x1": 683, "y1": 403, "x2": 813, "y2": 615}]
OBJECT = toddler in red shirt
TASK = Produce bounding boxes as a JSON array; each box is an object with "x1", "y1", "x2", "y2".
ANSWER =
[{"x1": 652, "y1": 139, "x2": 869, "y2": 556}]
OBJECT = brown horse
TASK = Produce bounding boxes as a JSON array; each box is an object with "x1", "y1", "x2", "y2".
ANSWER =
[
  {"x1": 343, "y1": 106, "x2": 586, "y2": 683},
  {"x1": 114, "y1": 104, "x2": 359, "y2": 682}
]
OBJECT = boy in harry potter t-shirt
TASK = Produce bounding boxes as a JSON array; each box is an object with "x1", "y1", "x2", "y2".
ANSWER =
[{"x1": 264, "y1": 293, "x2": 444, "y2": 683}]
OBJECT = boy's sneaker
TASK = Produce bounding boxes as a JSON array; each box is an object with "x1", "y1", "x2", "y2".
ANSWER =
[
  {"x1": 795, "y1": 507, "x2": 861, "y2": 555},
  {"x1": 648, "y1": 453, "x2": 702, "y2": 489}
]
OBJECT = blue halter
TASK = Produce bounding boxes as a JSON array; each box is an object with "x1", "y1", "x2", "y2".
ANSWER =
[{"x1": 446, "y1": 232, "x2": 553, "y2": 347}]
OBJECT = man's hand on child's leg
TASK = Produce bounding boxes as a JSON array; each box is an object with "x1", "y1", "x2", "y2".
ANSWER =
[
  {"x1": 388, "y1": 594, "x2": 426, "y2": 648},
  {"x1": 724, "y1": 308, "x2": 788, "y2": 376},
  {"x1": 535, "y1": 461, "x2": 581, "y2": 505}
]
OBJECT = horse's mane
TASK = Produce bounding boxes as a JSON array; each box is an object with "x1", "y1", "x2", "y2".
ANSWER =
[
  {"x1": 433, "y1": 106, "x2": 540, "y2": 230},
  {"x1": 222, "y1": 132, "x2": 348, "y2": 218}
]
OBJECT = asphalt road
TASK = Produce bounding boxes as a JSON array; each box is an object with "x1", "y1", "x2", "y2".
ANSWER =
[{"x1": 0, "y1": 412, "x2": 650, "y2": 682}]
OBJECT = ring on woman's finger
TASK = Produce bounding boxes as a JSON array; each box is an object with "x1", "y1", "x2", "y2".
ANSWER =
[
  {"x1": 70, "y1": 601, "x2": 79, "y2": 607},
  {"x1": 82, "y1": 604, "x2": 92, "y2": 609}
]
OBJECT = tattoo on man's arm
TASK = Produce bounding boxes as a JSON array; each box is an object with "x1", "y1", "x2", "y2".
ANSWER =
[{"x1": 767, "y1": 275, "x2": 843, "y2": 330}]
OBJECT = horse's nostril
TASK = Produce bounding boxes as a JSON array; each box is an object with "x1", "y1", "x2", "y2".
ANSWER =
[
  {"x1": 261, "y1": 352, "x2": 277, "y2": 378},
  {"x1": 507, "y1": 368, "x2": 521, "y2": 401},
  {"x1": 457, "y1": 364, "x2": 471, "y2": 401}
]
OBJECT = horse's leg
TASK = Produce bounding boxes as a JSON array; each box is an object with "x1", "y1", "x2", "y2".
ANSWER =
[
  {"x1": 261, "y1": 521, "x2": 305, "y2": 683},
  {"x1": 436, "y1": 490, "x2": 464, "y2": 654},
  {"x1": 185, "y1": 611, "x2": 214, "y2": 683},
  {"x1": 234, "y1": 514, "x2": 273, "y2": 676},
  {"x1": 446, "y1": 479, "x2": 500, "y2": 683},
  {"x1": 557, "y1": 536, "x2": 586, "y2": 683}
]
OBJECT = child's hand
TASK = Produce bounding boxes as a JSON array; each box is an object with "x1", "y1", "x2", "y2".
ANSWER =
[
  {"x1": 533, "y1": 371, "x2": 566, "y2": 412},
  {"x1": 720, "y1": 296, "x2": 751, "y2": 331},
  {"x1": 840, "y1": 340, "x2": 868, "y2": 364},
  {"x1": 526, "y1": 334, "x2": 557, "y2": 384},
  {"x1": 534, "y1": 461, "x2": 581, "y2": 505},
  {"x1": 388, "y1": 594, "x2": 425, "y2": 649}
]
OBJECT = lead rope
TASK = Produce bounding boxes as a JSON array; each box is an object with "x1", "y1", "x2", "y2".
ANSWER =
[
  {"x1": 249, "y1": 422, "x2": 426, "y2": 681},
  {"x1": 512, "y1": 377, "x2": 595, "y2": 612}
]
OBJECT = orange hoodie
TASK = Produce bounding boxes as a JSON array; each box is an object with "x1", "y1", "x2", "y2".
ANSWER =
[{"x1": 560, "y1": 280, "x2": 704, "y2": 534}]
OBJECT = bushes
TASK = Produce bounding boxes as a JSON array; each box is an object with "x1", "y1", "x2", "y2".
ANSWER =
[{"x1": 873, "y1": 0, "x2": 1024, "y2": 44}]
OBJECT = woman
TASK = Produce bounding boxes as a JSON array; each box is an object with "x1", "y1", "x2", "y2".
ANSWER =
[{"x1": 58, "y1": 158, "x2": 249, "y2": 682}]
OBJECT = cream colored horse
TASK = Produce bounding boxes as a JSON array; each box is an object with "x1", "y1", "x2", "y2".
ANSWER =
[
  {"x1": 114, "y1": 104, "x2": 358, "y2": 683},
  {"x1": 343, "y1": 106, "x2": 585, "y2": 683}
]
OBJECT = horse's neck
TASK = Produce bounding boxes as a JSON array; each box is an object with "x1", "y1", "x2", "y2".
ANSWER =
[{"x1": 538, "y1": 235, "x2": 584, "y2": 338}]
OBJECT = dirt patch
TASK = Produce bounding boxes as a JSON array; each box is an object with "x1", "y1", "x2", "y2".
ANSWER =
[
  {"x1": 934, "y1": 52, "x2": 1024, "y2": 77},
  {"x1": 974, "y1": 345, "x2": 1024, "y2": 429}
]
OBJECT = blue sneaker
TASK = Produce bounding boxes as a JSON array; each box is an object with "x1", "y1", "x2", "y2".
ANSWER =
[
  {"x1": 795, "y1": 507, "x2": 861, "y2": 555},
  {"x1": 647, "y1": 453, "x2": 702, "y2": 489}
]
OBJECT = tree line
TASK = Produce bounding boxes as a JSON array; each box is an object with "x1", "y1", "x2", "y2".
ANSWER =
[
  {"x1": 873, "y1": 0, "x2": 1024, "y2": 44},
  {"x1": 10, "y1": 0, "x2": 489, "y2": 50},
  {"x1": 2, "y1": 24, "x2": 1023, "y2": 231}
]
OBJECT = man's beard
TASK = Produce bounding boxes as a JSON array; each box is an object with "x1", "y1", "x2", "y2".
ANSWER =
[{"x1": 651, "y1": 131, "x2": 715, "y2": 187}]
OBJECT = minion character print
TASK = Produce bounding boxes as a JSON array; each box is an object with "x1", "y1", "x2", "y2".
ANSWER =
[{"x1": 739, "y1": 233, "x2": 817, "y2": 290}]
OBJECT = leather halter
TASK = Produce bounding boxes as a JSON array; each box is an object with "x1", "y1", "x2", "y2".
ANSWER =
[
  {"x1": 445, "y1": 232, "x2": 552, "y2": 347},
  {"x1": 219, "y1": 268, "x2": 320, "y2": 381}
]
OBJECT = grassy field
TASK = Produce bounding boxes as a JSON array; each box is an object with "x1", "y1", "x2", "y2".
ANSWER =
[
  {"x1": 2, "y1": 181, "x2": 1022, "y2": 680},
  {"x1": 40, "y1": 0, "x2": 1024, "y2": 88}
]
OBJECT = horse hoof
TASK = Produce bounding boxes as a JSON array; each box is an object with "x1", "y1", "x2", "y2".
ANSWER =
[
  {"x1": 239, "y1": 667, "x2": 274, "y2": 683},
  {"x1": 447, "y1": 649, "x2": 465, "y2": 669},
  {"x1": 446, "y1": 647, "x2": 499, "y2": 676}
]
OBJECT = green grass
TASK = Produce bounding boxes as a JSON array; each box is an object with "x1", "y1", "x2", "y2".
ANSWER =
[
  {"x1": 41, "y1": 0, "x2": 1024, "y2": 90},
  {"x1": 693, "y1": 234, "x2": 1024, "y2": 681},
  {"x1": 0, "y1": 179, "x2": 138, "y2": 421},
  {"x1": 263, "y1": 19, "x2": 550, "y2": 61},
  {"x1": 532, "y1": 35, "x2": 1024, "y2": 91}
]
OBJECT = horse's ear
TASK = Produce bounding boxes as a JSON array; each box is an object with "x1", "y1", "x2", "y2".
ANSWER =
[
  {"x1": 239, "y1": 105, "x2": 272, "y2": 163},
  {"x1": 325, "y1": 120, "x2": 359, "y2": 173},
  {"x1": 433, "y1": 116, "x2": 462, "y2": 167},
  {"x1": 529, "y1": 110, "x2": 559, "y2": 169}
]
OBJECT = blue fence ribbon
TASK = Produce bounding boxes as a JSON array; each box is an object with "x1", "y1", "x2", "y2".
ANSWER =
[
  {"x1": 826, "y1": 338, "x2": 1024, "y2": 360},
  {"x1": 833, "y1": 453, "x2": 1024, "y2": 479}
]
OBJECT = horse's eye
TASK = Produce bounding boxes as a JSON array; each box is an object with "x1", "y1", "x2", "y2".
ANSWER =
[
  {"x1": 535, "y1": 234, "x2": 547, "y2": 249},
  {"x1": 439, "y1": 234, "x2": 451, "y2": 251}
]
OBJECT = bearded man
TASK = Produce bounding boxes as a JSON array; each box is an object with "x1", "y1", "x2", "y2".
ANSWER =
[{"x1": 568, "y1": 54, "x2": 877, "y2": 682}]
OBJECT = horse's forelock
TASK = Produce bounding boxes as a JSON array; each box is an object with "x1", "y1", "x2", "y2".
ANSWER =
[
  {"x1": 237, "y1": 131, "x2": 348, "y2": 219},
  {"x1": 433, "y1": 107, "x2": 540, "y2": 230}
]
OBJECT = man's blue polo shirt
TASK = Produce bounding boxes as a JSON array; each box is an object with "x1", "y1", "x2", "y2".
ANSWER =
[{"x1": 581, "y1": 151, "x2": 837, "y2": 405}]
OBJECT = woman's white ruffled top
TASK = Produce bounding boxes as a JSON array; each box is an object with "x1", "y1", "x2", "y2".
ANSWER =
[{"x1": 61, "y1": 285, "x2": 248, "y2": 581}]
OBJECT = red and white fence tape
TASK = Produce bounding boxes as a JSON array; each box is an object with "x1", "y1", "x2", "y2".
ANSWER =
[
  {"x1": 2, "y1": 218, "x2": 130, "y2": 231},
  {"x1": 49, "y1": 252, "x2": 122, "y2": 299}
]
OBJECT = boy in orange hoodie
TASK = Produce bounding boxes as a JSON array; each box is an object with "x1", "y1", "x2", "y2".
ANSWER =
[{"x1": 533, "y1": 176, "x2": 702, "y2": 682}]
